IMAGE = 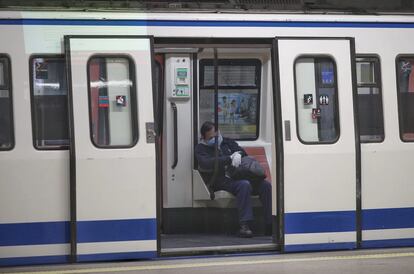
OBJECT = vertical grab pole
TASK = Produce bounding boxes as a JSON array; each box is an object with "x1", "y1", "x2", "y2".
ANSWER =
[
  {"x1": 214, "y1": 48, "x2": 219, "y2": 149},
  {"x1": 207, "y1": 48, "x2": 219, "y2": 200}
]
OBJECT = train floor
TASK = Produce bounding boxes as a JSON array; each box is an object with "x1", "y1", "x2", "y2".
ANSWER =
[
  {"x1": 2, "y1": 247, "x2": 414, "y2": 274},
  {"x1": 161, "y1": 233, "x2": 275, "y2": 251}
]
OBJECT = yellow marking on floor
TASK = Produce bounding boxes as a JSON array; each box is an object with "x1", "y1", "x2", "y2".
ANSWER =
[{"x1": 6, "y1": 252, "x2": 414, "y2": 274}]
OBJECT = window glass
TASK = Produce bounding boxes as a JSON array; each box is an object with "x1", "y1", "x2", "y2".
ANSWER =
[
  {"x1": 0, "y1": 62, "x2": 4, "y2": 86},
  {"x1": 31, "y1": 56, "x2": 69, "y2": 149},
  {"x1": 397, "y1": 57, "x2": 414, "y2": 141},
  {"x1": 0, "y1": 56, "x2": 13, "y2": 150},
  {"x1": 199, "y1": 59, "x2": 261, "y2": 140},
  {"x1": 357, "y1": 61, "x2": 376, "y2": 85},
  {"x1": 356, "y1": 57, "x2": 384, "y2": 142},
  {"x1": 88, "y1": 56, "x2": 137, "y2": 147},
  {"x1": 294, "y1": 57, "x2": 339, "y2": 143}
]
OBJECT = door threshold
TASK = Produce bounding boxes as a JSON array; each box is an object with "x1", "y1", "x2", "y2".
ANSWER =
[{"x1": 161, "y1": 243, "x2": 278, "y2": 256}]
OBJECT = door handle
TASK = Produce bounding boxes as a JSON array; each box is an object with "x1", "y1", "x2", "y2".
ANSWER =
[
  {"x1": 145, "y1": 122, "x2": 155, "y2": 143},
  {"x1": 171, "y1": 102, "x2": 178, "y2": 169},
  {"x1": 284, "y1": 120, "x2": 291, "y2": 141}
]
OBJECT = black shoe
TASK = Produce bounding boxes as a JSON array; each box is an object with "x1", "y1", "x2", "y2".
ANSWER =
[{"x1": 239, "y1": 224, "x2": 253, "y2": 238}]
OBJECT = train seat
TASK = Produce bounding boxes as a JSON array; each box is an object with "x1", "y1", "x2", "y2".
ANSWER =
[
  {"x1": 193, "y1": 146, "x2": 271, "y2": 207},
  {"x1": 243, "y1": 147, "x2": 272, "y2": 182}
]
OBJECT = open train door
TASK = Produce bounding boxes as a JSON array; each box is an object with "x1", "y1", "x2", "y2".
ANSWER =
[
  {"x1": 273, "y1": 38, "x2": 360, "y2": 252},
  {"x1": 65, "y1": 36, "x2": 157, "y2": 262}
]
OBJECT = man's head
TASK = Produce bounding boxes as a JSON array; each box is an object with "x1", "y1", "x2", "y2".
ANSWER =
[
  {"x1": 200, "y1": 121, "x2": 223, "y2": 146},
  {"x1": 200, "y1": 121, "x2": 215, "y2": 140}
]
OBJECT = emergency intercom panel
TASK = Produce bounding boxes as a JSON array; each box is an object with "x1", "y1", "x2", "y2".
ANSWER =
[{"x1": 169, "y1": 56, "x2": 191, "y2": 99}]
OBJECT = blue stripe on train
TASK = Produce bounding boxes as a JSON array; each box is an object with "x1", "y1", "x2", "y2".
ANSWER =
[
  {"x1": 285, "y1": 211, "x2": 356, "y2": 234},
  {"x1": 0, "y1": 218, "x2": 156, "y2": 246},
  {"x1": 285, "y1": 207, "x2": 414, "y2": 234},
  {"x1": 2, "y1": 18, "x2": 414, "y2": 28},
  {"x1": 77, "y1": 218, "x2": 157, "y2": 243},
  {"x1": 0, "y1": 221, "x2": 69, "y2": 246},
  {"x1": 0, "y1": 208, "x2": 413, "y2": 246},
  {"x1": 362, "y1": 207, "x2": 414, "y2": 230}
]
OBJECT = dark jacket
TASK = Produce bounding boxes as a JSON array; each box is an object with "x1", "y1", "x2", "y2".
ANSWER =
[{"x1": 195, "y1": 137, "x2": 247, "y2": 188}]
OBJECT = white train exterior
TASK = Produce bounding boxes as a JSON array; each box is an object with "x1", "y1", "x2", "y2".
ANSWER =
[{"x1": 0, "y1": 10, "x2": 413, "y2": 266}]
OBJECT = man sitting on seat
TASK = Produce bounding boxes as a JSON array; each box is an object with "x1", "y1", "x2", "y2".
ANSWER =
[{"x1": 195, "y1": 121, "x2": 272, "y2": 237}]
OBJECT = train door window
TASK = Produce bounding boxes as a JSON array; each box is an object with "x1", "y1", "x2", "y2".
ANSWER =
[
  {"x1": 294, "y1": 57, "x2": 339, "y2": 143},
  {"x1": 88, "y1": 56, "x2": 138, "y2": 148},
  {"x1": 30, "y1": 56, "x2": 69, "y2": 149},
  {"x1": 396, "y1": 56, "x2": 414, "y2": 141},
  {"x1": 0, "y1": 55, "x2": 13, "y2": 150},
  {"x1": 199, "y1": 59, "x2": 261, "y2": 140},
  {"x1": 356, "y1": 56, "x2": 384, "y2": 142}
]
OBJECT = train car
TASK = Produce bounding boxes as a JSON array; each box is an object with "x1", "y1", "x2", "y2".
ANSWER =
[{"x1": 0, "y1": 9, "x2": 414, "y2": 266}]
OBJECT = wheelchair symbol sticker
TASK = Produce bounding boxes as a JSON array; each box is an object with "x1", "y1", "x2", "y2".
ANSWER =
[{"x1": 116, "y1": 95, "x2": 127, "y2": 106}]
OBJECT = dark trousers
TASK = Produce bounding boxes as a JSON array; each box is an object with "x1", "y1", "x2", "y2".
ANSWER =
[{"x1": 216, "y1": 178, "x2": 272, "y2": 224}]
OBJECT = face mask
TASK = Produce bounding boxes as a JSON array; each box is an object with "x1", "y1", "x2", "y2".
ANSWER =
[{"x1": 207, "y1": 133, "x2": 223, "y2": 147}]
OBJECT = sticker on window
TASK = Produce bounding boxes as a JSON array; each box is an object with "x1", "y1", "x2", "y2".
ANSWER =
[{"x1": 35, "y1": 61, "x2": 48, "y2": 79}]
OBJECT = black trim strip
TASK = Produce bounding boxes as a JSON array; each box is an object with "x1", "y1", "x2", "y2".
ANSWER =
[
  {"x1": 349, "y1": 38, "x2": 362, "y2": 249},
  {"x1": 149, "y1": 37, "x2": 162, "y2": 257},
  {"x1": 64, "y1": 35, "x2": 77, "y2": 263},
  {"x1": 65, "y1": 35, "x2": 154, "y2": 39},
  {"x1": 0, "y1": 54, "x2": 14, "y2": 151},
  {"x1": 192, "y1": 53, "x2": 199, "y2": 169},
  {"x1": 271, "y1": 39, "x2": 285, "y2": 251}
]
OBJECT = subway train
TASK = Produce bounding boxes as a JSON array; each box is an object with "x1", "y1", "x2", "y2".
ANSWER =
[{"x1": 1, "y1": 10, "x2": 414, "y2": 266}]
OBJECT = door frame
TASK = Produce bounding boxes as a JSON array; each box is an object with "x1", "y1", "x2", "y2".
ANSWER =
[
  {"x1": 271, "y1": 37, "x2": 361, "y2": 251},
  {"x1": 154, "y1": 37, "x2": 283, "y2": 253},
  {"x1": 64, "y1": 35, "x2": 160, "y2": 262}
]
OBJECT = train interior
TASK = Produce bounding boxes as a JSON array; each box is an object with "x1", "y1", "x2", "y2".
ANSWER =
[{"x1": 155, "y1": 44, "x2": 277, "y2": 253}]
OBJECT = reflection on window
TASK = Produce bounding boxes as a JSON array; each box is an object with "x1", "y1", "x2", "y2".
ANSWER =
[
  {"x1": 294, "y1": 57, "x2": 339, "y2": 143},
  {"x1": 88, "y1": 56, "x2": 137, "y2": 147},
  {"x1": 0, "y1": 56, "x2": 13, "y2": 150},
  {"x1": 31, "y1": 56, "x2": 69, "y2": 149},
  {"x1": 199, "y1": 59, "x2": 261, "y2": 140},
  {"x1": 397, "y1": 57, "x2": 414, "y2": 141},
  {"x1": 356, "y1": 57, "x2": 384, "y2": 142}
]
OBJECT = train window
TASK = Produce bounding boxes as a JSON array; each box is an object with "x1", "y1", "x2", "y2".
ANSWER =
[
  {"x1": 88, "y1": 56, "x2": 138, "y2": 148},
  {"x1": 30, "y1": 56, "x2": 69, "y2": 149},
  {"x1": 294, "y1": 57, "x2": 339, "y2": 144},
  {"x1": 0, "y1": 56, "x2": 14, "y2": 150},
  {"x1": 396, "y1": 56, "x2": 414, "y2": 142},
  {"x1": 356, "y1": 57, "x2": 384, "y2": 143},
  {"x1": 199, "y1": 59, "x2": 261, "y2": 140}
]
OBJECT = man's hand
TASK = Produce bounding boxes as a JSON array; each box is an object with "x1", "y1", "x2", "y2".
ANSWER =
[{"x1": 230, "y1": 152, "x2": 242, "y2": 168}]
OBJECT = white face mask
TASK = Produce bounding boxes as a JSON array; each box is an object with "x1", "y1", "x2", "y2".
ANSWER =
[{"x1": 207, "y1": 132, "x2": 223, "y2": 147}]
